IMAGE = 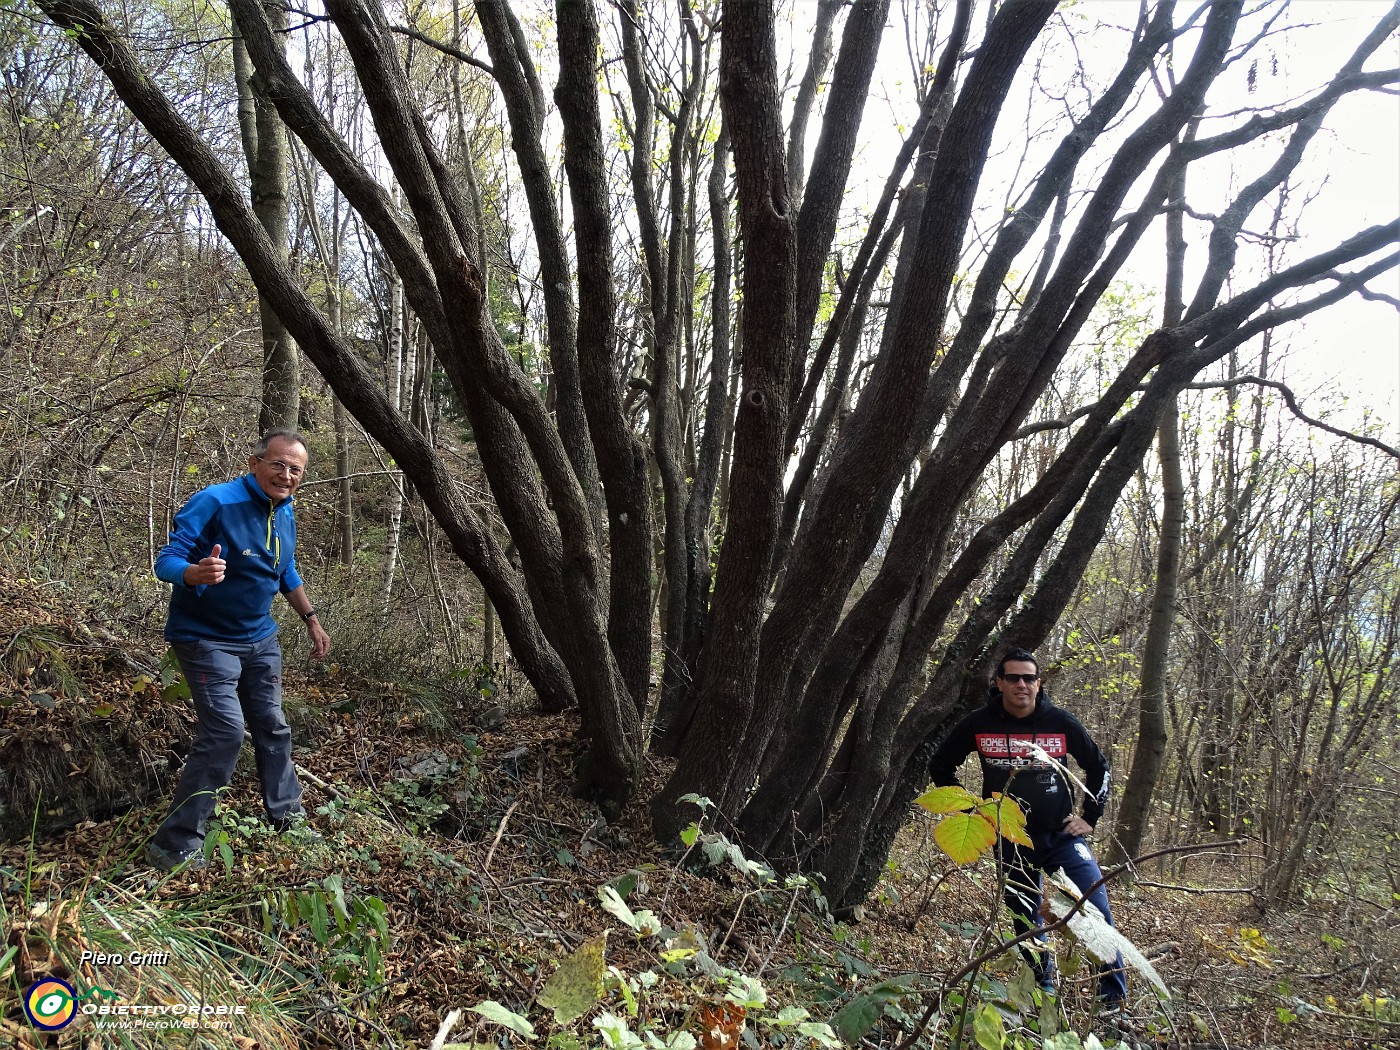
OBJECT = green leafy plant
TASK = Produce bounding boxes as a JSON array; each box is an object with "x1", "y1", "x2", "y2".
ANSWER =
[
  {"x1": 379, "y1": 774, "x2": 454, "y2": 833},
  {"x1": 3, "y1": 623, "x2": 83, "y2": 698},
  {"x1": 460, "y1": 815, "x2": 841, "y2": 1049},
  {"x1": 157, "y1": 647, "x2": 191, "y2": 702},
  {"x1": 447, "y1": 661, "x2": 501, "y2": 700},
  {"x1": 263, "y1": 874, "x2": 390, "y2": 987}
]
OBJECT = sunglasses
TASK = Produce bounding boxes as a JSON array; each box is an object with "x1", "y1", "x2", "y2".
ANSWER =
[{"x1": 999, "y1": 673, "x2": 1040, "y2": 684}]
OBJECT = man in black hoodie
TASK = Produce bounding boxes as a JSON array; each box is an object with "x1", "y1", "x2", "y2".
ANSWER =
[{"x1": 928, "y1": 647, "x2": 1127, "y2": 1006}]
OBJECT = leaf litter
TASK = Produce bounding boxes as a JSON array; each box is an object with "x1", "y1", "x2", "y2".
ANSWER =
[{"x1": 0, "y1": 572, "x2": 1396, "y2": 1048}]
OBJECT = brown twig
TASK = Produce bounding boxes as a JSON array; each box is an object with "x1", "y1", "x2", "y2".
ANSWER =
[
  {"x1": 1133, "y1": 878, "x2": 1258, "y2": 895},
  {"x1": 483, "y1": 799, "x2": 521, "y2": 874},
  {"x1": 1186, "y1": 375, "x2": 1400, "y2": 460}
]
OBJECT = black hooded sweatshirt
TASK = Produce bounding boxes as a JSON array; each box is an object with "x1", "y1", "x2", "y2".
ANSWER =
[{"x1": 927, "y1": 687, "x2": 1111, "y2": 837}]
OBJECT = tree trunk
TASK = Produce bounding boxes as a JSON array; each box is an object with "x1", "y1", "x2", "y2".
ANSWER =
[
  {"x1": 652, "y1": 120, "x2": 735, "y2": 753},
  {"x1": 232, "y1": 2, "x2": 298, "y2": 432},
  {"x1": 556, "y1": 0, "x2": 657, "y2": 716},
  {"x1": 379, "y1": 272, "x2": 405, "y2": 613},
  {"x1": 651, "y1": 0, "x2": 796, "y2": 838},
  {"x1": 614, "y1": 0, "x2": 707, "y2": 727},
  {"x1": 784, "y1": 0, "x2": 841, "y2": 209},
  {"x1": 1109, "y1": 397, "x2": 1182, "y2": 864},
  {"x1": 482, "y1": 596, "x2": 496, "y2": 669},
  {"x1": 1108, "y1": 133, "x2": 1191, "y2": 864},
  {"x1": 475, "y1": 0, "x2": 603, "y2": 545},
  {"x1": 789, "y1": 0, "x2": 893, "y2": 405},
  {"x1": 333, "y1": 394, "x2": 353, "y2": 564}
]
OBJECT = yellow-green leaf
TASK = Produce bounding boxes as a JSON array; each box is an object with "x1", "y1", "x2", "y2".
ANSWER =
[
  {"x1": 915, "y1": 784, "x2": 981, "y2": 815},
  {"x1": 972, "y1": 1002, "x2": 1006, "y2": 1050},
  {"x1": 538, "y1": 935, "x2": 607, "y2": 1025},
  {"x1": 933, "y1": 812, "x2": 998, "y2": 864},
  {"x1": 977, "y1": 794, "x2": 1032, "y2": 847},
  {"x1": 469, "y1": 1000, "x2": 536, "y2": 1039}
]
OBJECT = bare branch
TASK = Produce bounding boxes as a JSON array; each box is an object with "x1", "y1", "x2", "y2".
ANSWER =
[
  {"x1": 1013, "y1": 401, "x2": 1096, "y2": 438},
  {"x1": 1358, "y1": 286, "x2": 1400, "y2": 310},
  {"x1": 1188, "y1": 69, "x2": 1400, "y2": 159},
  {"x1": 1182, "y1": 223, "x2": 1400, "y2": 344},
  {"x1": 390, "y1": 24, "x2": 493, "y2": 75},
  {"x1": 1186, "y1": 375, "x2": 1400, "y2": 460}
]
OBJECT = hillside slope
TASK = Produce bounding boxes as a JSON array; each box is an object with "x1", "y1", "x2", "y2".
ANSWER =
[{"x1": 0, "y1": 574, "x2": 1396, "y2": 1049}]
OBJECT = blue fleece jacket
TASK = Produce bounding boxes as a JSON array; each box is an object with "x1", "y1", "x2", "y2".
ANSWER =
[{"x1": 154, "y1": 474, "x2": 304, "y2": 643}]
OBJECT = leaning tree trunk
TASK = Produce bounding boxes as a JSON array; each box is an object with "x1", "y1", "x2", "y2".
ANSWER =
[
  {"x1": 555, "y1": 0, "x2": 657, "y2": 718},
  {"x1": 612, "y1": 0, "x2": 706, "y2": 727},
  {"x1": 671, "y1": 122, "x2": 736, "y2": 744}
]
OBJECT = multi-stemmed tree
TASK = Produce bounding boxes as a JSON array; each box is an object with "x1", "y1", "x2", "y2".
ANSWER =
[{"x1": 34, "y1": 0, "x2": 1399, "y2": 904}]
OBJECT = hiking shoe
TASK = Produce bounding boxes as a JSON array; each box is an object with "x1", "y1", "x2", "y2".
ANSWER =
[
  {"x1": 1097, "y1": 999, "x2": 1137, "y2": 1042},
  {"x1": 145, "y1": 843, "x2": 208, "y2": 873},
  {"x1": 1038, "y1": 979, "x2": 1057, "y2": 998}
]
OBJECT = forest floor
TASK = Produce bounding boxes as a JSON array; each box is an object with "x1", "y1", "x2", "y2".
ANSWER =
[{"x1": 0, "y1": 574, "x2": 1397, "y2": 1050}]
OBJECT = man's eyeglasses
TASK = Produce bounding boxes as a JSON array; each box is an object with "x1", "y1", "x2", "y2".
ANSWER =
[
  {"x1": 999, "y1": 673, "x2": 1040, "y2": 684},
  {"x1": 256, "y1": 456, "x2": 305, "y2": 478}
]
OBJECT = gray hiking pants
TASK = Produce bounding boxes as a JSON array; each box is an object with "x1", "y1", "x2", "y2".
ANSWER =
[{"x1": 151, "y1": 634, "x2": 302, "y2": 855}]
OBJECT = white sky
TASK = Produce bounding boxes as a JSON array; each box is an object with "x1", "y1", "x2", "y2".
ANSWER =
[
  {"x1": 803, "y1": 0, "x2": 1400, "y2": 446},
  {"x1": 1251, "y1": 1, "x2": 1400, "y2": 445}
]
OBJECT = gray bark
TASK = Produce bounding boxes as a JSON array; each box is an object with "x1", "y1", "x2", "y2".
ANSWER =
[{"x1": 232, "y1": 2, "x2": 299, "y2": 432}]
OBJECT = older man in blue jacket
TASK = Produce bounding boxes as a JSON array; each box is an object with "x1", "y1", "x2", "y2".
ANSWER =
[{"x1": 146, "y1": 428, "x2": 330, "y2": 871}]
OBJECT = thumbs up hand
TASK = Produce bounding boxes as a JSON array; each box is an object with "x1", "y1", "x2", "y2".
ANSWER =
[{"x1": 183, "y1": 543, "x2": 227, "y2": 586}]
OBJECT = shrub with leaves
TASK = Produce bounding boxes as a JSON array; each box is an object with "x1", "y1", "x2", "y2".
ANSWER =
[
  {"x1": 914, "y1": 785, "x2": 1032, "y2": 864},
  {"x1": 456, "y1": 817, "x2": 840, "y2": 1049}
]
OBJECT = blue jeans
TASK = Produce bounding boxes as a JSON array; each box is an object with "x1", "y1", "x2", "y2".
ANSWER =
[
  {"x1": 151, "y1": 635, "x2": 303, "y2": 855},
  {"x1": 1001, "y1": 831, "x2": 1128, "y2": 1003}
]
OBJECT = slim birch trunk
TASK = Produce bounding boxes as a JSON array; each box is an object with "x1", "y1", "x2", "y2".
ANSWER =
[{"x1": 379, "y1": 272, "x2": 406, "y2": 612}]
